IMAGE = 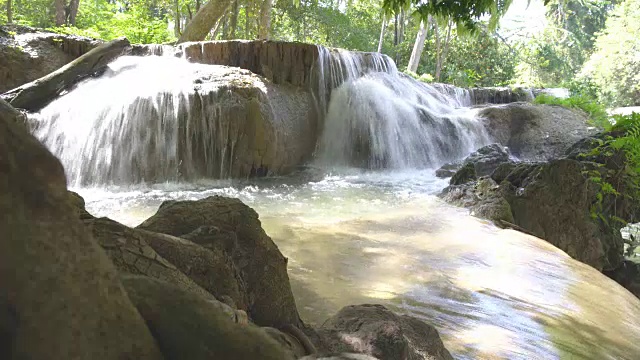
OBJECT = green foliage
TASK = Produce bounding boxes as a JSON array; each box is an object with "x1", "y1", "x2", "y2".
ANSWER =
[
  {"x1": 382, "y1": 0, "x2": 530, "y2": 32},
  {"x1": 580, "y1": 0, "x2": 640, "y2": 107},
  {"x1": 513, "y1": 0, "x2": 617, "y2": 88},
  {"x1": 439, "y1": 28, "x2": 516, "y2": 87},
  {"x1": 584, "y1": 113, "x2": 640, "y2": 257},
  {"x1": 533, "y1": 94, "x2": 610, "y2": 128}
]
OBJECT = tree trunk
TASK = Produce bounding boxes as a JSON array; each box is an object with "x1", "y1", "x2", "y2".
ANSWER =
[
  {"x1": 377, "y1": 17, "x2": 386, "y2": 53},
  {"x1": 220, "y1": 12, "x2": 229, "y2": 39},
  {"x1": 55, "y1": 0, "x2": 65, "y2": 26},
  {"x1": 230, "y1": 0, "x2": 238, "y2": 39},
  {"x1": 399, "y1": 8, "x2": 405, "y2": 44},
  {"x1": 434, "y1": 21, "x2": 441, "y2": 81},
  {"x1": 1, "y1": 38, "x2": 131, "y2": 111},
  {"x1": 439, "y1": 21, "x2": 453, "y2": 78},
  {"x1": 393, "y1": 13, "x2": 400, "y2": 63},
  {"x1": 174, "y1": 0, "x2": 181, "y2": 36},
  {"x1": 178, "y1": 0, "x2": 234, "y2": 43},
  {"x1": 435, "y1": 20, "x2": 453, "y2": 82},
  {"x1": 68, "y1": 0, "x2": 79, "y2": 26},
  {"x1": 406, "y1": 18, "x2": 429, "y2": 73},
  {"x1": 258, "y1": 0, "x2": 272, "y2": 40},
  {"x1": 244, "y1": 0, "x2": 251, "y2": 38},
  {"x1": 6, "y1": 0, "x2": 12, "y2": 23}
]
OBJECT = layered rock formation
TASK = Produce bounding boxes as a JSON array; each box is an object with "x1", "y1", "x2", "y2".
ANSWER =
[{"x1": 32, "y1": 62, "x2": 316, "y2": 183}]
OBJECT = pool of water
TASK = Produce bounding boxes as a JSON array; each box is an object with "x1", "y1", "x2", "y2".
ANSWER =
[{"x1": 77, "y1": 168, "x2": 640, "y2": 360}]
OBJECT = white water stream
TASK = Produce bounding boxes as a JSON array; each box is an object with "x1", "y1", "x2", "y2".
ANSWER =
[{"x1": 29, "y1": 46, "x2": 640, "y2": 359}]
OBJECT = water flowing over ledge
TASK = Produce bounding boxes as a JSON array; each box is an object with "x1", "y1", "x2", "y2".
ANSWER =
[{"x1": 30, "y1": 42, "x2": 490, "y2": 186}]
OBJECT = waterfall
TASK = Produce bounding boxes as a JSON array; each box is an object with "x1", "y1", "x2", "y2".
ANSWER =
[
  {"x1": 31, "y1": 42, "x2": 491, "y2": 185},
  {"x1": 31, "y1": 55, "x2": 279, "y2": 186},
  {"x1": 313, "y1": 48, "x2": 490, "y2": 169}
]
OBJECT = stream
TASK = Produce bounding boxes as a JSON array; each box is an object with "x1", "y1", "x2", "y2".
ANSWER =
[{"x1": 76, "y1": 168, "x2": 640, "y2": 360}]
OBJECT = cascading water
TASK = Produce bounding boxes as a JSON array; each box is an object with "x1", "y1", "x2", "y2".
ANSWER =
[
  {"x1": 31, "y1": 55, "x2": 289, "y2": 186},
  {"x1": 313, "y1": 48, "x2": 489, "y2": 169}
]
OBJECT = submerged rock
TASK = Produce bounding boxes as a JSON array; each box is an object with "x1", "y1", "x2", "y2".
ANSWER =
[
  {"x1": 137, "y1": 195, "x2": 302, "y2": 328},
  {"x1": 478, "y1": 102, "x2": 596, "y2": 161},
  {"x1": 0, "y1": 98, "x2": 162, "y2": 359},
  {"x1": 313, "y1": 304, "x2": 453, "y2": 360}
]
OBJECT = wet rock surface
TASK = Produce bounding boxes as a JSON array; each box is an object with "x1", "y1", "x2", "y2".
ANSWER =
[
  {"x1": 442, "y1": 131, "x2": 640, "y2": 298},
  {"x1": 478, "y1": 102, "x2": 597, "y2": 161},
  {"x1": 312, "y1": 304, "x2": 453, "y2": 360}
]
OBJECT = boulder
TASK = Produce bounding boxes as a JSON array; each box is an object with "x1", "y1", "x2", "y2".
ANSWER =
[
  {"x1": 0, "y1": 25, "x2": 98, "y2": 93},
  {"x1": 440, "y1": 144, "x2": 511, "y2": 182},
  {"x1": 0, "y1": 98, "x2": 162, "y2": 359},
  {"x1": 502, "y1": 159, "x2": 624, "y2": 271},
  {"x1": 137, "y1": 195, "x2": 302, "y2": 328},
  {"x1": 449, "y1": 162, "x2": 476, "y2": 185},
  {"x1": 84, "y1": 216, "x2": 217, "y2": 301},
  {"x1": 121, "y1": 274, "x2": 295, "y2": 360},
  {"x1": 137, "y1": 225, "x2": 249, "y2": 311},
  {"x1": 441, "y1": 177, "x2": 514, "y2": 224},
  {"x1": 435, "y1": 162, "x2": 459, "y2": 178},
  {"x1": 67, "y1": 190, "x2": 95, "y2": 219},
  {"x1": 478, "y1": 102, "x2": 596, "y2": 161},
  {"x1": 444, "y1": 158, "x2": 626, "y2": 271},
  {"x1": 313, "y1": 304, "x2": 453, "y2": 360},
  {"x1": 464, "y1": 143, "x2": 511, "y2": 176}
]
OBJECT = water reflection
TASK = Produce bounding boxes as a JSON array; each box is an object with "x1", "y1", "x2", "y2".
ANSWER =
[{"x1": 78, "y1": 170, "x2": 640, "y2": 359}]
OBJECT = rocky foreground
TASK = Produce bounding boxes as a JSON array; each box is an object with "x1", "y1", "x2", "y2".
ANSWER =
[{"x1": 1, "y1": 97, "x2": 453, "y2": 359}]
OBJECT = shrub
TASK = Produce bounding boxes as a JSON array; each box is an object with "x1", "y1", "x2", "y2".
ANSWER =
[{"x1": 533, "y1": 94, "x2": 610, "y2": 129}]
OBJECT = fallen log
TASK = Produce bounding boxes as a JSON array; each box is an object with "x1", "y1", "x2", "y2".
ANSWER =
[{"x1": 1, "y1": 37, "x2": 131, "y2": 111}]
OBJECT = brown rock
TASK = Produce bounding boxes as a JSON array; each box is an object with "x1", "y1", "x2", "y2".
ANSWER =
[
  {"x1": 0, "y1": 98, "x2": 162, "y2": 359},
  {"x1": 138, "y1": 195, "x2": 302, "y2": 328},
  {"x1": 121, "y1": 274, "x2": 295, "y2": 360},
  {"x1": 315, "y1": 304, "x2": 453, "y2": 360},
  {"x1": 84, "y1": 216, "x2": 215, "y2": 301}
]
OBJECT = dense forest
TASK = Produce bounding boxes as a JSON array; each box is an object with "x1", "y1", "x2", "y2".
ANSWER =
[{"x1": 1, "y1": 0, "x2": 638, "y2": 106}]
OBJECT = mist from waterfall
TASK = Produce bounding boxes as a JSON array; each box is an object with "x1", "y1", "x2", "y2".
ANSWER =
[{"x1": 314, "y1": 48, "x2": 490, "y2": 169}]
